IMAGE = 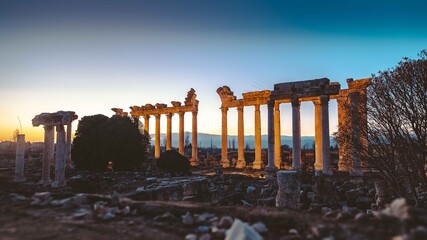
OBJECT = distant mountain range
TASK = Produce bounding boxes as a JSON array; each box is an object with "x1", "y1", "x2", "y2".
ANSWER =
[{"x1": 150, "y1": 132, "x2": 336, "y2": 149}]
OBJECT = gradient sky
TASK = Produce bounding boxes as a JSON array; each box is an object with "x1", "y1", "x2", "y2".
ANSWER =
[{"x1": 1, "y1": 0, "x2": 426, "y2": 142}]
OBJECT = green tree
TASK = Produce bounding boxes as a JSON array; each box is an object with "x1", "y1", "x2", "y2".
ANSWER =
[
  {"x1": 72, "y1": 115, "x2": 150, "y2": 172},
  {"x1": 72, "y1": 114, "x2": 109, "y2": 171}
]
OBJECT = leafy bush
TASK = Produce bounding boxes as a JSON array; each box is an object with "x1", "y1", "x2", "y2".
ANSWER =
[{"x1": 157, "y1": 150, "x2": 191, "y2": 175}]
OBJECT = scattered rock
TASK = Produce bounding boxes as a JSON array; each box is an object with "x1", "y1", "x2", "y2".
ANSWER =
[
  {"x1": 9, "y1": 193, "x2": 26, "y2": 202},
  {"x1": 382, "y1": 198, "x2": 410, "y2": 220},
  {"x1": 246, "y1": 186, "x2": 256, "y2": 194},
  {"x1": 225, "y1": 219, "x2": 262, "y2": 240},
  {"x1": 182, "y1": 212, "x2": 194, "y2": 225},
  {"x1": 31, "y1": 192, "x2": 52, "y2": 207},
  {"x1": 185, "y1": 233, "x2": 197, "y2": 240},
  {"x1": 218, "y1": 216, "x2": 233, "y2": 229},
  {"x1": 197, "y1": 225, "x2": 210, "y2": 233},
  {"x1": 251, "y1": 221, "x2": 268, "y2": 234}
]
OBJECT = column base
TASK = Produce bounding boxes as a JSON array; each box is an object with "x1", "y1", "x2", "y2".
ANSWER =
[
  {"x1": 274, "y1": 158, "x2": 282, "y2": 169},
  {"x1": 38, "y1": 179, "x2": 52, "y2": 186},
  {"x1": 220, "y1": 159, "x2": 230, "y2": 168},
  {"x1": 14, "y1": 175, "x2": 26, "y2": 183},
  {"x1": 315, "y1": 170, "x2": 322, "y2": 176},
  {"x1": 235, "y1": 159, "x2": 246, "y2": 169},
  {"x1": 190, "y1": 158, "x2": 199, "y2": 167},
  {"x1": 252, "y1": 160, "x2": 262, "y2": 170},
  {"x1": 51, "y1": 181, "x2": 66, "y2": 188}
]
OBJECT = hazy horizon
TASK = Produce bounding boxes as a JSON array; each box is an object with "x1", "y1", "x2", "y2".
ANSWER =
[{"x1": 1, "y1": 0, "x2": 426, "y2": 141}]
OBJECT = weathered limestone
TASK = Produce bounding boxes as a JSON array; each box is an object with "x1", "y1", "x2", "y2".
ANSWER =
[
  {"x1": 52, "y1": 125, "x2": 66, "y2": 187},
  {"x1": 266, "y1": 100, "x2": 278, "y2": 178},
  {"x1": 40, "y1": 125, "x2": 54, "y2": 185},
  {"x1": 313, "y1": 99, "x2": 322, "y2": 175},
  {"x1": 336, "y1": 91, "x2": 350, "y2": 171},
  {"x1": 253, "y1": 104, "x2": 262, "y2": 169},
  {"x1": 320, "y1": 95, "x2": 332, "y2": 175},
  {"x1": 166, "y1": 113, "x2": 173, "y2": 150},
  {"x1": 274, "y1": 102, "x2": 281, "y2": 168},
  {"x1": 178, "y1": 112, "x2": 185, "y2": 155},
  {"x1": 217, "y1": 86, "x2": 271, "y2": 169},
  {"x1": 65, "y1": 123, "x2": 73, "y2": 168},
  {"x1": 143, "y1": 115, "x2": 150, "y2": 134},
  {"x1": 349, "y1": 91, "x2": 362, "y2": 176},
  {"x1": 32, "y1": 111, "x2": 78, "y2": 187},
  {"x1": 190, "y1": 110, "x2": 199, "y2": 166},
  {"x1": 14, "y1": 134, "x2": 26, "y2": 182},
  {"x1": 276, "y1": 170, "x2": 301, "y2": 210},
  {"x1": 220, "y1": 107, "x2": 229, "y2": 168},
  {"x1": 155, "y1": 114, "x2": 161, "y2": 158},
  {"x1": 124, "y1": 89, "x2": 199, "y2": 162},
  {"x1": 236, "y1": 106, "x2": 246, "y2": 168},
  {"x1": 291, "y1": 98, "x2": 302, "y2": 170}
]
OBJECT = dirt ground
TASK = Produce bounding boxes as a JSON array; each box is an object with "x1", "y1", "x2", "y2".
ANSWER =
[{"x1": 1, "y1": 158, "x2": 426, "y2": 240}]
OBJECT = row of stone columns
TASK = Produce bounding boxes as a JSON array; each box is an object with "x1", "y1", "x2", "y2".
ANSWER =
[
  {"x1": 146, "y1": 111, "x2": 198, "y2": 165},
  {"x1": 33, "y1": 111, "x2": 77, "y2": 187}
]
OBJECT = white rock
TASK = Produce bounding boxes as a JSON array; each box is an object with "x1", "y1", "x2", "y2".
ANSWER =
[
  {"x1": 225, "y1": 219, "x2": 262, "y2": 240},
  {"x1": 251, "y1": 222, "x2": 268, "y2": 234},
  {"x1": 182, "y1": 211, "x2": 194, "y2": 225},
  {"x1": 219, "y1": 216, "x2": 233, "y2": 229},
  {"x1": 382, "y1": 198, "x2": 409, "y2": 220},
  {"x1": 247, "y1": 186, "x2": 256, "y2": 194},
  {"x1": 184, "y1": 233, "x2": 197, "y2": 240}
]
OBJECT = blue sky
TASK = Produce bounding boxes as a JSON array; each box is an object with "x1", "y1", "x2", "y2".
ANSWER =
[{"x1": 0, "y1": 0, "x2": 426, "y2": 141}]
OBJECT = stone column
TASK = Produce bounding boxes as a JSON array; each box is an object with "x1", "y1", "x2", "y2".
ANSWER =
[
  {"x1": 155, "y1": 114, "x2": 161, "y2": 158},
  {"x1": 52, "y1": 125, "x2": 66, "y2": 187},
  {"x1": 190, "y1": 111, "x2": 199, "y2": 166},
  {"x1": 14, "y1": 134, "x2": 26, "y2": 182},
  {"x1": 320, "y1": 95, "x2": 332, "y2": 175},
  {"x1": 166, "y1": 113, "x2": 173, "y2": 150},
  {"x1": 276, "y1": 170, "x2": 301, "y2": 210},
  {"x1": 274, "y1": 102, "x2": 282, "y2": 168},
  {"x1": 143, "y1": 115, "x2": 150, "y2": 134},
  {"x1": 359, "y1": 89, "x2": 369, "y2": 169},
  {"x1": 65, "y1": 123, "x2": 73, "y2": 168},
  {"x1": 337, "y1": 96, "x2": 350, "y2": 171},
  {"x1": 253, "y1": 104, "x2": 262, "y2": 170},
  {"x1": 220, "y1": 107, "x2": 230, "y2": 168},
  {"x1": 39, "y1": 125, "x2": 54, "y2": 185},
  {"x1": 313, "y1": 99, "x2": 322, "y2": 175},
  {"x1": 266, "y1": 100, "x2": 278, "y2": 177},
  {"x1": 349, "y1": 92, "x2": 363, "y2": 176},
  {"x1": 291, "y1": 97, "x2": 301, "y2": 170},
  {"x1": 178, "y1": 112, "x2": 185, "y2": 155},
  {"x1": 236, "y1": 106, "x2": 246, "y2": 168}
]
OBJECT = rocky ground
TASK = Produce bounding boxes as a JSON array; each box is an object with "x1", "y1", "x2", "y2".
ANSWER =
[{"x1": 1, "y1": 158, "x2": 427, "y2": 240}]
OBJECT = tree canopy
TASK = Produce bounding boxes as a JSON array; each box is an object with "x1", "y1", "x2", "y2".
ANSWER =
[{"x1": 72, "y1": 114, "x2": 150, "y2": 172}]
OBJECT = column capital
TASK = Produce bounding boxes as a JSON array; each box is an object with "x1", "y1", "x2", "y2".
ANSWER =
[
  {"x1": 178, "y1": 111, "x2": 185, "y2": 117},
  {"x1": 166, "y1": 112, "x2": 174, "y2": 118},
  {"x1": 192, "y1": 110, "x2": 198, "y2": 116},
  {"x1": 221, "y1": 106, "x2": 229, "y2": 112},
  {"x1": 144, "y1": 115, "x2": 151, "y2": 119},
  {"x1": 320, "y1": 95, "x2": 329, "y2": 105},
  {"x1": 291, "y1": 97, "x2": 300, "y2": 108},
  {"x1": 255, "y1": 104, "x2": 260, "y2": 111},
  {"x1": 267, "y1": 99, "x2": 275, "y2": 108},
  {"x1": 155, "y1": 113, "x2": 161, "y2": 119},
  {"x1": 237, "y1": 105, "x2": 244, "y2": 111}
]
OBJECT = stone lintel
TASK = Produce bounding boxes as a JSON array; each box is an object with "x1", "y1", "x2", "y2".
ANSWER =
[
  {"x1": 130, "y1": 105, "x2": 197, "y2": 116},
  {"x1": 32, "y1": 111, "x2": 78, "y2": 127},
  {"x1": 274, "y1": 78, "x2": 330, "y2": 92},
  {"x1": 347, "y1": 78, "x2": 372, "y2": 90}
]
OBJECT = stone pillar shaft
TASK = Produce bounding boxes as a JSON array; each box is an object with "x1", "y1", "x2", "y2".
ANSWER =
[
  {"x1": 266, "y1": 100, "x2": 278, "y2": 177},
  {"x1": 178, "y1": 112, "x2": 185, "y2": 155},
  {"x1": 236, "y1": 106, "x2": 246, "y2": 168},
  {"x1": 274, "y1": 103, "x2": 281, "y2": 168},
  {"x1": 166, "y1": 113, "x2": 172, "y2": 150},
  {"x1": 190, "y1": 111, "x2": 199, "y2": 166},
  {"x1": 52, "y1": 125, "x2": 66, "y2": 187},
  {"x1": 314, "y1": 100, "x2": 322, "y2": 174},
  {"x1": 144, "y1": 115, "x2": 150, "y2": 134},
  {"x1": 337, "y1": 97, "x2": 350, "y2": 171},
  {"x1": 320, "y1": 95, "x2": 332, "y2": 175},
  {"x1": 253, "y1": 104, "x2": 262, "y2": 169},
  {"x1": 40, "y1": 126, "x2": 54, "y2": 185},
  {"x1": 349, "y1": 92, "x2": 363, "y2": 176},
  {"x1": 291, "y1": 98, "x2": 301, "y2": 170},
  {"x1": 14, "y1": 134, "x2": 26, "y2": 182},
  {"x1": 66, "y1": 123, "x2": 72, "y2": 168},
  {"x1": 155, "y1": 114, "x2": 161, "y2": 158},
  {"x1": 220, "y1": 107, "x2": 230, "y2": 168}
]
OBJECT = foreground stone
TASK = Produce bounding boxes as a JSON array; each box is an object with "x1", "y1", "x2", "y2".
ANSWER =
[{"x1": 276, "y1": 170, "x2": 301, "y2": 210}]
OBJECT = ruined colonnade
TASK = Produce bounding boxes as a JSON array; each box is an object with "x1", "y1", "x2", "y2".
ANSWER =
[
  {"x1": 113, "y1": 89, "x2": 199, "y2": 166},
  {"x1": 32, "y1": 111, "x2": 78, "y2": 187},
  {"x1": 217, "y1": 77, "x2": 370, "y2": 175}
]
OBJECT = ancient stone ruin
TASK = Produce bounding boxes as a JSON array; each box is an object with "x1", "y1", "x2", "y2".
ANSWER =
[
  {"x1": 32, "y1": 111, "x2": 78, "y2": 187},
  {"x1": 217, "y1": 77, "x2": 370, "y2": 176},
  {"x1": 112, "y1": 88, "x2": 199, "y2": 166}
]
